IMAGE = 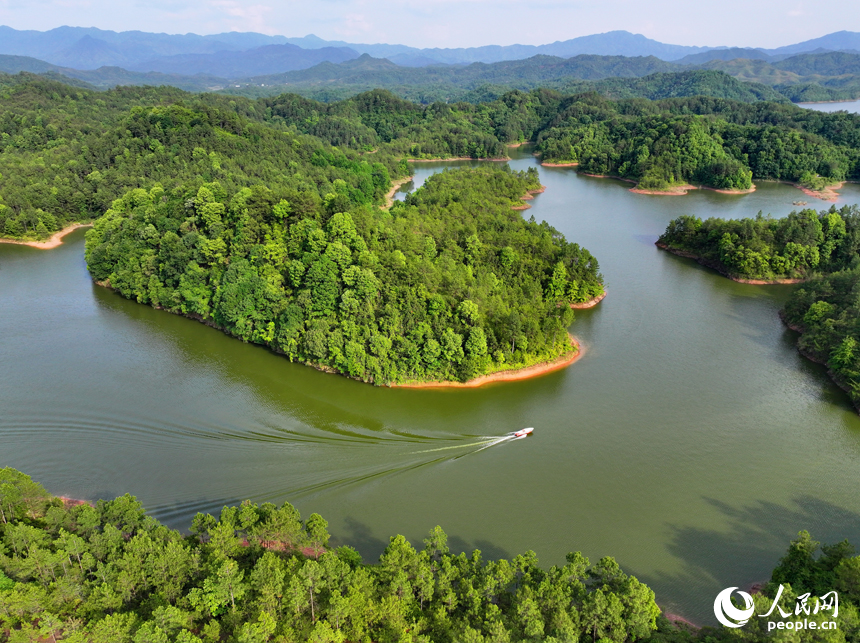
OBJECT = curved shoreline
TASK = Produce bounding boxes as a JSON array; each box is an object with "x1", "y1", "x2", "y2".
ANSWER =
[
  {"x1": 383, "y1": 175, "x2": 414, "y2": 209},
  {"x1": 656, "y1": 243, "x2": 806, "y2": 284},
  {"x1": 541, "y1": 161, "x2": 579, "y2": 167},
  {"x1": 630, "y1": 183, "x2": 756, "y2": 196},
  {"x1": 796, "y1": 181, "x2": 844, "y2": 202},
  {"x1": 554, "y1": 169, "x2": 756, "y2": 196},
  {"x1": 571, "y1": 291, "x2": 607, "y2": 309},
  {"x1": 393, "y1": 334, "x2": 584, "y2": 389},
  {"x1": 58, "y1": 495, "x2": 93, "y2": 507},
  {"x1": 662, "y1": 612, "x2": 700, "y2": 631},
  {"x1": 95, "y1": 278, "x2": 588, "y2": 390},
  {"x1": 0, "y1": 223, "x2": 92, "y2": 250}
]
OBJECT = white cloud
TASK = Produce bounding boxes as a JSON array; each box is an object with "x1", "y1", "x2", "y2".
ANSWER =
[{"x1": 208, "y1": 0, "x2": 274, "y2": 33}]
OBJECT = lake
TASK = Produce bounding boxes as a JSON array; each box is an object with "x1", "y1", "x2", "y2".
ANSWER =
[
  {"x1": 3, "y1": 147, "x2": 860, "y2": 624},
  {"x1": 800, "y1": 98, "x2": 860, "y2": 114}
]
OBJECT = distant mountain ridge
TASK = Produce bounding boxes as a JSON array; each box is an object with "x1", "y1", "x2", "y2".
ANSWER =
[
  {"x1": 278, "y1": 31, "x2": 713, "y2": 65},
  {"x1": 280, "y1": 30, "x2": 860, "y2": 66},
  {"x1": 0, "y1": 25, "x2": 290, "y2": 68},
  {"x1": 1, "y1": 49, "x2": 858, "y2": 104},
  {"x1": 2, "y1": 26, "x2": 860, "y2": 105},
  {"x1": 2, "y1": 25, "x2": 860, "y2": 74}
]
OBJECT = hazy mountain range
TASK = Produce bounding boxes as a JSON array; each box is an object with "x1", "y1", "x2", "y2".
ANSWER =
[
  {"x1": 2, "y1": 26, "x2": 860, "y2": 104},
  {"x1": 3, "y1": 26, "x2": 860, "y2": 73}
]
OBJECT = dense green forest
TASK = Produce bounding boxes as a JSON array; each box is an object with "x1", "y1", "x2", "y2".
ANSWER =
[
  {"x1": 534, "y1": 94, "x2": 860, "y2": 191},
  {"x1": 657, "y1": 204, "x2": 860, "y2": 409},
  {"x1": 0, "y1": 466, "x2": 662, "y2": 643},
  {"x1": 0, "y1": 78, "x2": 511, "y2": 239},
  {"x1": 3, "y1": 468, "x2": 860, "y2": 642},
  {"x1": 657, "y1": 205, "x2": 860, "y2": 281},
  {"x1": 84, "y1": 166, "x2": 602, "y2": 385},
  {"x1": 0, "y1": 54, "x2": 794, "y2": 103},
  {"x1": 0, "y1": 79, "x2": 398, "y2": 239},
  {"x1": 5, "y1": 46, "x2": 858, "y2": 104},
  {"x1": 700, "y1": 52, "x2": 860, "y2": 103},
  {"x1": 220, "y1": 51, "x2": 860, "y2": 105},
  {"x1": 3, "y1": 75, "x2": 860, "y2": 243}
]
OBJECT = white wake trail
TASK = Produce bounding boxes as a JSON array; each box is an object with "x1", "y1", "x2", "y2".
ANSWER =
[{"x1": 411, "y1": 434, "x2": 521, "y2": 455}]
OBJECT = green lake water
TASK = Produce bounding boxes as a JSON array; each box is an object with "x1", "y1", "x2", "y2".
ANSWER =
[{"x1": 3, "y1": 147, "x2": 860, "y2": 624}]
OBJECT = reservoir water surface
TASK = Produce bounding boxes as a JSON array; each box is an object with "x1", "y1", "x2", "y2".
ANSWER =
[{"x1": 3, "y1": 147, "x2": 860, "y2": 624}]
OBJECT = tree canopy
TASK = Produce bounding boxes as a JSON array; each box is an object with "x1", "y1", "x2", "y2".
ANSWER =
[
  {"x1": 84, "y1": 166, "x2": 602, "y2": 385},
  {"x1": 0, "y1": 468, "x2": 660, "y2": 643}
]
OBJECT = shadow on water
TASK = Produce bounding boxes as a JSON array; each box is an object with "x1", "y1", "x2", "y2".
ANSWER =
[
  {"x1": 339, "y1": 516, "x2": 390, "y2": 560},
  {"x1": 640, "y1": 495, "x2": 860, "y2": 625},
  {"x1": 90, "y1": 278, "x2": 576, "y2": 438}
]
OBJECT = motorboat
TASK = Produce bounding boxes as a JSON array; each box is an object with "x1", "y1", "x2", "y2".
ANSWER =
[{"x1": 512, "y1": 427, "x2": 534, "y2": 438}]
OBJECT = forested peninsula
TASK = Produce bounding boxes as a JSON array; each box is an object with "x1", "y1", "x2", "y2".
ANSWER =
[
  {"x1": 84, "y1": 166, "x2": 601, "y2": 386},
  {"x1": 3, "y1": 468, "x2": 860, "y2": 643},
  {"x1": 658, "y1": 205, "x2": 860, "y2": 410}
]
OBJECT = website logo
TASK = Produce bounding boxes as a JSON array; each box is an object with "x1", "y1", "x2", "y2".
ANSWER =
[
  {"x1": 714, "y1": 587, "x2": 755, "y2": 627},
  {"x1": 714, "y1": 584, "x2": 839, "y2": 631}
]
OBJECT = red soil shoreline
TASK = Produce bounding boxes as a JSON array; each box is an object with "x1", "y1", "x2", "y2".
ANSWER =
[
  {"x1": 663, "y1": 612, "x2": 700, "y2": 631},
  {"x1": 630, "y1": 183, "x2": 756, "y2": 196},
  {"x1": 512, "y1": 185, "x2": 546, "y2": 210},
  {"x1": 0, "y1": 223, "x2": 92, "y2": 250},
  {"x1": 92, "y1": 178, "x2": 599, "y2": 391},
  {"x1": 58, "y1": 496, "x2": 93, "y2": 508},
  {"x1": 547, "y1": 166, "x2": 756, "y2": 196},
  {"x1": 796, "y1": 181, "x2": 844, "y2": 202},
  {"x1": 392, "y1": 334, "x2": 584, "y2": 389},
  {"x1": 571, "y1": 291, "x2": 607, "y2": 309},
  {"x1": 95, "y1": 279, "x2": 597, "y2": 391},
  {"x1": 656, "y1": 243, "x2": 806, "y2": 284}
]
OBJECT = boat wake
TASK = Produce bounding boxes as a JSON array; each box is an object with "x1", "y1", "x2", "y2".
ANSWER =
[{"x1": 410, "y1": 429, "x2": 532, "y2": 456}]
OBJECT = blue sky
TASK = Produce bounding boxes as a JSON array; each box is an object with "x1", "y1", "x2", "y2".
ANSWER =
[{"x1": 0, "y1": 0, "x2": 856, "y2": 49}]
